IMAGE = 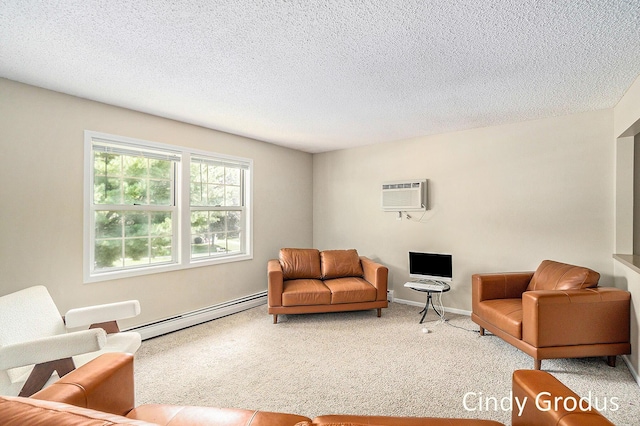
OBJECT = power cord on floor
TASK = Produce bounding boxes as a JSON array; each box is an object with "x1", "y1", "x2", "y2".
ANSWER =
[
  {"x1": 444, "y1": 320, "x2": 482, "y2": 334},
  {"x1": 413, "y1": 292, "x2": 482, "y2": 334}
]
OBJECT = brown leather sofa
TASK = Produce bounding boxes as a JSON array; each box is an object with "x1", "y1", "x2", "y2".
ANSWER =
[
  {"x1": 472, "y1": 260, "x2": 631, "y2": 370},
  {"x1": 0, "y1": 353, "x2": 615, "y2": 425},
  {"x1": 268, "y1": 248, "x2": 388, "y2": 324}
]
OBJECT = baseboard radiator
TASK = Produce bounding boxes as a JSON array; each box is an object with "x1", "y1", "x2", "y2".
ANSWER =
[{"x1": 127, "y1": 291, "x2": 267, "y2": 340}]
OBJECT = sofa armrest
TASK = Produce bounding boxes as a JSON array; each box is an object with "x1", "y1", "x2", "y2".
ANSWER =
[
  {"x1": 360, "y1": 256, "x2": 388, "y2": 301},
  {"x1": 522, "y1": 287, "x2": 631, "y2": 348},
  {"x1": 267, "y1": 259, "x2": 284, "y2": 308},
  {"x1": 472, "y1": 272, "x2": 533, "y2": 306},
  {"x1": 512, "y1": 370, "x2": 614, "y2": 425},
  {"x1": 31, "y1": 353, "x2": 135, "y2": 417}
]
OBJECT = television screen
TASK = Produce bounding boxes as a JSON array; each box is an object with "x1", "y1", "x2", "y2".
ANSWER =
[{"x1": 408, "y1": 251, "x2": 452, "y2": 282}]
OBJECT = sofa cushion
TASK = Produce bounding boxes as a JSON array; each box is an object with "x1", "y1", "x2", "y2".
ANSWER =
[
  {"x1": 311, "y1": 415, "x2": 505, "y2": 425},
  {"x1": 282, "y1": 279, "x2": 332, "y2": 306},
  {"x1": 129, "y1": 405, "x2": 311, "y2": 426},
  {"x1": 475, "y1": 299, "x2": 523, "y2": 339},
  {"x1": 324, "y1": 277, "x2": 377, "y2": 304},
  {"x1": 0, "y1": 396, "x2": 152, "y2": 425},
  {"x1": 280, "y1": 248, "x2": 322, "y2": 280},
  {"x1": 320, "y1": 249, "x2": 363, "y2": 279},
  {"x1": 527, "y1": 260, "x2": 600, "y2": 291}
]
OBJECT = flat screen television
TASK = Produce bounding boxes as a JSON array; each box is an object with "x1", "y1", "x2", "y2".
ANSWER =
[{"x1": 408, "y1": 251, "x2": 453, "y2": 282}]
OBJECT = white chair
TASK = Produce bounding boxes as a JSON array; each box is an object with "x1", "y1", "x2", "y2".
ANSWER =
[{"x1": 0, "y1": 285, "x2": 141, "y2": 397}]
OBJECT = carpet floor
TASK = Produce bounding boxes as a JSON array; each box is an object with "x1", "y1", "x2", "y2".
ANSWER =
[{"x1": 134, "y1": 302, "x2": 640, "y2": 425}]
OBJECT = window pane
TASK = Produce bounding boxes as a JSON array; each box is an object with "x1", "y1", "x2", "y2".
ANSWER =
[
  {"x1": 94, "y1": 153, "x2": 121, "y2": 176},
  {"x1": 149, "y1": 159, "x2": 171, "y2": 179},
  {"x1": 208, "y1": 165, "x2": 224, "y2": 184},
  {"x1": 95, "y1": 211, "x2": 122, "y2": 238},
  {"x1": 124, "y1": 238, "x2": 149, "y2": 266},
  {"x1": 227, "y1": 232, "x2": 240, "y2": 253},
  {"x1": 191, "y1": 211, "x2": 209, "y2": 235},
  {"x1": 123, "y1": 178, "x2": 147, "y2": 204},
  {"x1": 190, "y1": 162, "x2": 204, "y2": 183},
  {"x1": 123, "y1": 156, "x2": 148, "y2": 177},
  {"x1": 190, "y1": 182, "x2": 203, "y2": 206},
  {"x1": 213, "y1": 233, "x2": 226, "y2": 252},
  {"x1": 95, "y1": 239, "x2": 122, "y2": 269},
  {"x1": 124, "y1": 213, "x2": 148, "y2": 237},
  {"x1": 210, "y1": 211, "x2": 225, "y2": 232},
  {"x1": 94, "y1": 177, "x2": 122, "y2": 204},
  {"x1": 151, "y1": 237, "x2": 172, "y2": 261},
  {"x1": 225, "y1": 167, "x2": 240, "y2": 185},
  {"x1": 191, "y1": 235, "x2": 210, "y2": 258},
  {"x1": 227, "y1": 211, "x2": 241, "y2": 232},
  {"x1": 225, "y1": 186, "x2": 240, "y2": 206},
  {"x1": 207, "y1": 185, "x2": 224, "y2": 206},
  {"x1": 150, "y1": 212, "x2": 172, "y2": 236},
  {"x1": 149, "y1": 180, "x2": 171, "y2": 205}
]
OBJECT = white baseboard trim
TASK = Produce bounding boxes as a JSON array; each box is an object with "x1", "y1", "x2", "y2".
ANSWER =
[
  {"x1": 393, "y1": 297, "x2": 472, "y2": 316},
  {"x1": 127, "y1": 291, "x2": 267, "y2": 340}
]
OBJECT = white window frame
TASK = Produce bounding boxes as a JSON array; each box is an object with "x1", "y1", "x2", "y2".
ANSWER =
[{"x1": 84, "y1": 131, "x2": 253, "y2": 283}]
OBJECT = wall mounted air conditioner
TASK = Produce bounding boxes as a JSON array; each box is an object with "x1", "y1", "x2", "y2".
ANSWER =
[{"x1": 381, "y1": 180, "x2": 427, "y2": 211}]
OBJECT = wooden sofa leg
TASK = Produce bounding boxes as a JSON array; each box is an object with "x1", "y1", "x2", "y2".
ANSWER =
[
  {"x1": 377, "y1": 308, "x2": 382, "y2": 317},
  {"x1": 534, "y1": 359, "x2": 542, "y2": 370},
  {"x1": 273, "y1": 314, "x2": 278, "y2": 324},
  {"x1": 607, "y1": 356, "x2": 617, "y2": 367},
  {"x1": 19, "y1": 357, "x2": 75, "y2": 397},
  {"x1": 479, "y1": 327, "x2": 485, "y2": 336}
]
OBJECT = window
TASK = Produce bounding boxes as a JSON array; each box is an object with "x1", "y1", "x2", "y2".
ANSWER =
[
  {"x1": 84, "y1": 131, "x2": 252, "y2": 282},
  {"x1": 190, "y1": 157, "x2": 247, "y2": 259}
]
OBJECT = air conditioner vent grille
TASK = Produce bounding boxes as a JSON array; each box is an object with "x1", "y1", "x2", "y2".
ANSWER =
[{"x1": 381, "y1": 180, "x2": 427, "y2": 211}]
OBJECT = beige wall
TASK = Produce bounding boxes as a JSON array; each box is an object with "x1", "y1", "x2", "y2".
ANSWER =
[
  {"x1": 613, "y1": 74, "x2": 640, "y2": 380},
  {"x1": 0, "y1": 78, "x2": 313, "y2": 328},
  {"x1": 313, "y1": 109, "x2": 615, "y2": 312},
  {"x1": 635, "y1": 134, "x2": 640, "y2": 253},
  {"x1": 615, "y1": 74, "x2": 640, "y2": 138}
]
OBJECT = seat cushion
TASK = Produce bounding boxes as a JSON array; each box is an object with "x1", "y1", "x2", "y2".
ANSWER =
[
  {"x1": 282, "y1": 279, "x2": 331, "y2": 306},
  {"x1": 527, "y1": 260, "x2": 599, "y2": 291},
  {"x1": 74, "y1": 332, "x2": 142, "y2": 369},
  {"x1": 129, "y1": 405, "x2": 311, "y2": 426},
  {"x1": 279, "y1": 249, "x2": 322, "y2": 280},
  {"x1": 324, "y1": 277, "x2": 377, "y2": 304},
  {"x1": 320, "y1": 249, "x2": 363, "y2": 279},
  {"x1": 475, "y1": 299, "x2": 523, "y2": 339}
]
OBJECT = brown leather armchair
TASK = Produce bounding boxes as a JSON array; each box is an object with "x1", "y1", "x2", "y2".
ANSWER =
[{"x1": 472, "y1": 260, "x2": 631, "y2": 370}]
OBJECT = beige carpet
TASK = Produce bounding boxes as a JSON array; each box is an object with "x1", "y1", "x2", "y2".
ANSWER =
[{"x1": 134, "y1": 303, "x2": 640, "y2": 425}]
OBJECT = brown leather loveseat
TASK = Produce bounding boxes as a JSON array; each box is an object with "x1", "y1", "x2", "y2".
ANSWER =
[
  {"x1": 268, "y1": 248, "x2": 388, "y2": 324},
  {"x1": 472, "y1": 260, "x2": 631, "y2": 370},
  {"x1": 0, "y1": 353, "x2": 616, "y2": 425}
]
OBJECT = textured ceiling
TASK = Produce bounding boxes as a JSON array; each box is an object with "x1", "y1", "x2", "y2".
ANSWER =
[{"x1": 1, "y1": 1, "x2": 640, "y2": 153}]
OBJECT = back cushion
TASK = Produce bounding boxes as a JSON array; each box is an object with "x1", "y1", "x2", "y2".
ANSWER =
[
  {"x1": 0, "y1": 286, "x2": 67, "y2": 384},
  {"x1": 527, "y1": 260, "x2": 600, "y2": 291},
  {"x1": 320, "y1": 249, "x2": 364, "y2": 279},
  {"x1": 0, "y1": 396, "x2": 150, "y2": 425},
  {"x1": 279, "y1": 248, "x2": 322, "y2": 280}
]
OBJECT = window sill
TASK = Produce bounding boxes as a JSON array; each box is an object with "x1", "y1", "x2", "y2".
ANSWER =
[
  {"x1": 613, "y1": 254, "x2": 640, "y2": 275},
  {"x1": 84, "y1": 253, "x2": 253, "y2": 283}
]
